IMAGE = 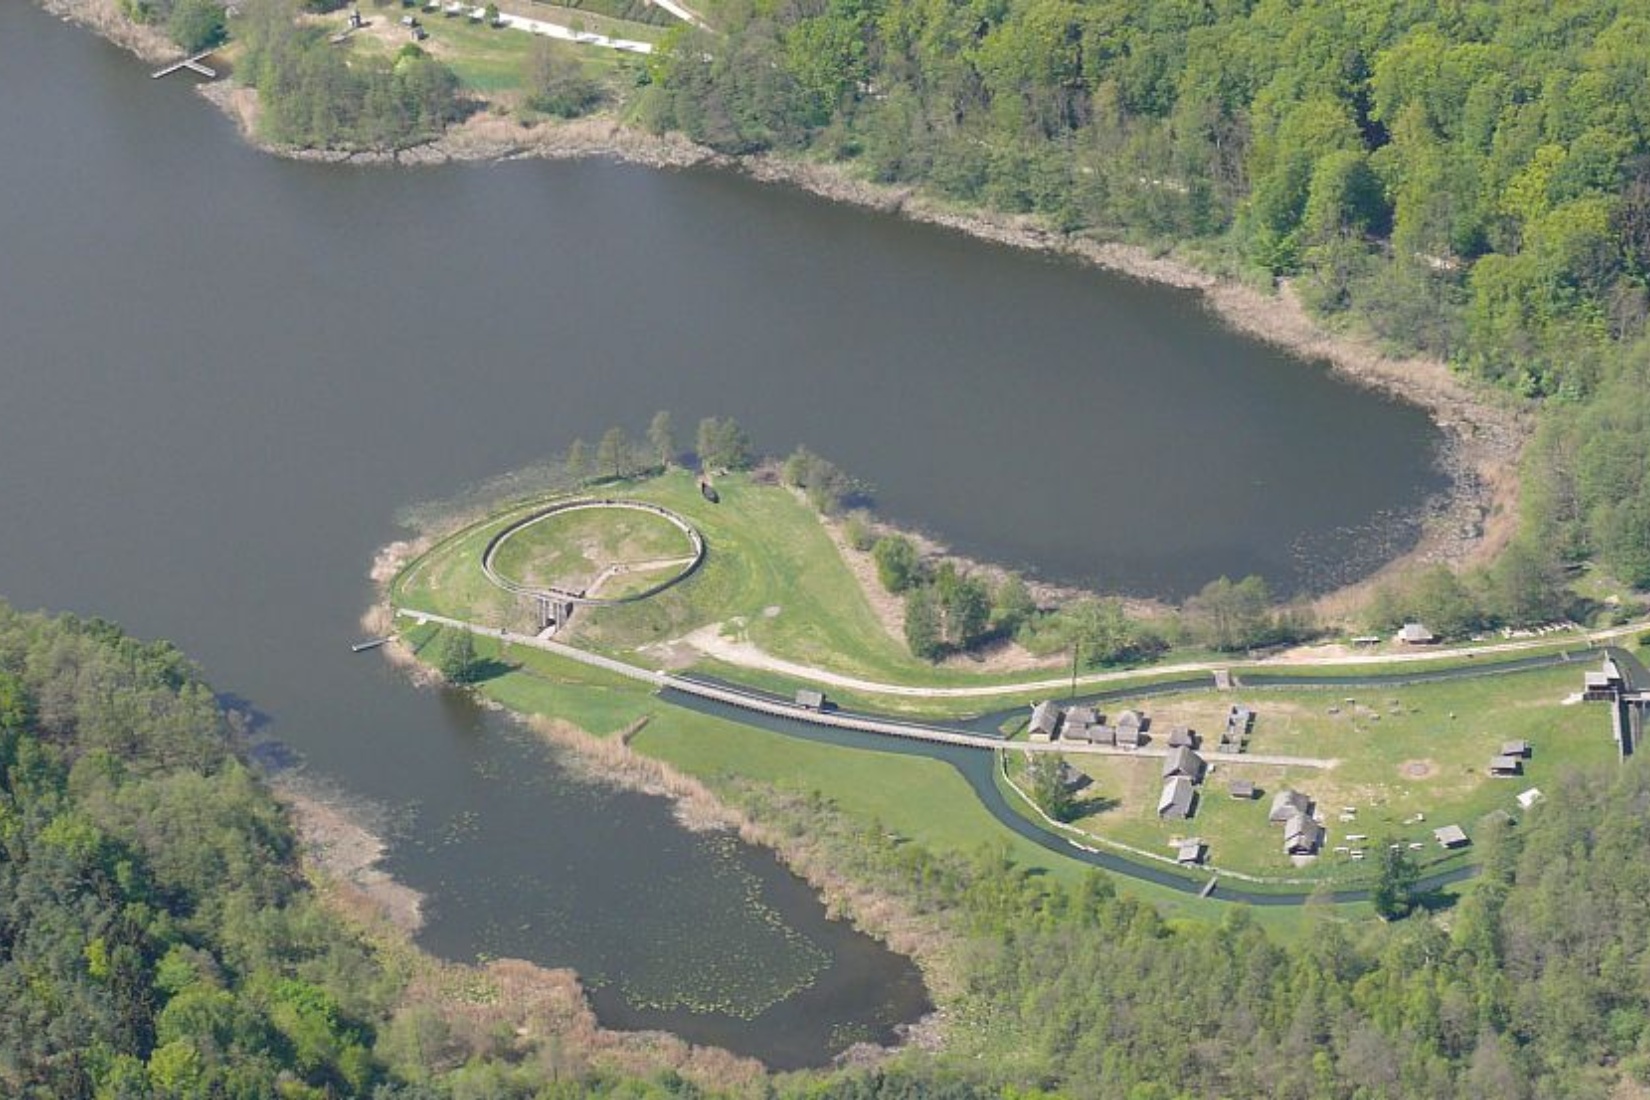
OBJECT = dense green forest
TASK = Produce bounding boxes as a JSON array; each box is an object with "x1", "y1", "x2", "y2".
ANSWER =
[
  {"x1": 0, "y1": 601, "x2": 746, "y2": 1098},
  {"x1": 635, "y1": 0, "x2": 1650, "y2": 591},
  {"x1": 10, "y1": 607, "x2": 1650, "y2": 1097}
]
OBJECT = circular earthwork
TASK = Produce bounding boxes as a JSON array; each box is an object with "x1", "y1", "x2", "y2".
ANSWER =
[{"x1": 482, "y1": 498, "x2": 705, "y2": 606}]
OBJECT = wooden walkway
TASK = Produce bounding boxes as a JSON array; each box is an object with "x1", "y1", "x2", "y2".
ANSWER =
[{"x1": 151, "y1": 51, "x2": 217, "y2": 80}]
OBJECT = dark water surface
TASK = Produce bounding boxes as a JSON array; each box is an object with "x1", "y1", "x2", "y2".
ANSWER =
[{"x1": 1, "y1": 2, "x2": 1442, "y2": 1067}]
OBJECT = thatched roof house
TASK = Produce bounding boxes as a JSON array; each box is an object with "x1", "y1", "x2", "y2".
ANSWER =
[
  {"x1": 1162, "y1": 746, "x2": 1205, "y2": 782},
  {"x1": 1269, "y1": 789, "x2": 1311, "y2": 823},
  {"x1": 1158, "y1": 776, "x2": 1195, "y2": 819}
]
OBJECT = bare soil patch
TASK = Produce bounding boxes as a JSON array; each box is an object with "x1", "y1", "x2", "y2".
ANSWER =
[{"x1": 1400, "y1": 758, "x2": 1439, "y2": 780}]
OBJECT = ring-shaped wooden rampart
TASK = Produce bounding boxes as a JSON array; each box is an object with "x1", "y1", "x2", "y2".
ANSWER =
[{"x1": 482, "y1": 498, "x2": 705, "y2": 606}]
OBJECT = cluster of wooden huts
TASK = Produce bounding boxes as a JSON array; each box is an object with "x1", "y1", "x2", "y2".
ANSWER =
[
  {"x1": 1157, "y1": 744, "x2": 1206, "y2": 820},
  {"x1": 1487, "y1": 739, "x2": 1531, "y2": 777},
  {"x1": 1028, "y1": 700, "x2": 1151, "y2": 748}
]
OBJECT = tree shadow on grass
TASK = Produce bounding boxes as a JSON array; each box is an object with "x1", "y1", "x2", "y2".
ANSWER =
[
  {"x1": 1414, "y1": 886, "x2": 1461, "y2": 916},
  {"x1": 463, "y1": 657, "x2": 514, "y2": 685},
  {"x1": 1069, "y1": 794, "x2": 1121, "y2": 818}
]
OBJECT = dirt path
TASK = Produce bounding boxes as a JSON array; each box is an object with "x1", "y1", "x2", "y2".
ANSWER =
[{"x1": 664, "y1": 618, "x2": 1643, "y2": 700}]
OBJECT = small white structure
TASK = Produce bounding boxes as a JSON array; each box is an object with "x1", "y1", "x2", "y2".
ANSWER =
[
  {"x1": 1433, "y1": 824, "x2": 1469, "y2": 849},
  {"x1": 1398, "y1": 622, "x2": 1437, "y2": 645},
  {"x1": 1517, "y1": 787, "x2": 1544, "y2": 810}
]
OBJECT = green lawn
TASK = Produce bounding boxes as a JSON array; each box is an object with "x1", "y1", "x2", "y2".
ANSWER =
[
  {"x1": 400, "y1": 470, "x2": 1080, "y2": 689},
  {"x1": 1037, "y1": 664, "x2": 1614, "y2": 880},
  {"x1": 349, "y1": 3, "x2": 658, "y2": 97},
  {"x1": 488, "y1": 504, "x2": 695, "y2": 592}
]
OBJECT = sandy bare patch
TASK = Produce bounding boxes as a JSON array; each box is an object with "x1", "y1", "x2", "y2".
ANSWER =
[
  {"x1": 277, "y1": 784, "x2": 425, "y2": 932},
  {"x1": 815, "y1": 506, "x2": 908, "y2": 643},
  {"x1": 1400, "y1": 759, "x2": 1438, "y2": 780}
]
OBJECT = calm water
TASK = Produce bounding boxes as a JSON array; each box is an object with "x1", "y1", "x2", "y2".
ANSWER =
[{"x1": 1, "y1": 2, "x2": 1443, "y2": 1067}]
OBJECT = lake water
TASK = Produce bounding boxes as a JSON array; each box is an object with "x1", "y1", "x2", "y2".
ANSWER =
[{"x1": 0, "y1": 2, "x2": 1444, "y2": 1068}]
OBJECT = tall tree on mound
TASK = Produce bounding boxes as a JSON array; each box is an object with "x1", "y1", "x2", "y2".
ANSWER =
[{"x1": 1372, "y1": 837, "x2": 1419, "y2": 920}]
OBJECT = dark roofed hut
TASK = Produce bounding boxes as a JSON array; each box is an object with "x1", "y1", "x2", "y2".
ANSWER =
[
  {"x1": 1065, "y1": 705, "x2": 1100, "y2": 728},
  {"x1": 1283, "y1": 813, "x2": 1322, "y2": 855},
  {"x1": 1488, "y1": 755, "x2": 1523, "y2": 777},
  {"x1": 1028, "y1": 700, "x2": 1062, "y2": 742},
  {"x1": 1162, "y1": 746, "x2": 1205, "y2": 783},
  {"x1": 1062, "y1": 705, "x2": 1101, "y2": 743},
  {"x1": 1500, "y1": 739, "x2": 1531, "y2": 758},
  {"x1": 1158, "y1": 776, "x2": 1195, "y2": 819},
  {"x1": 1166, "y1": 726, "x2": 1198, "y2": 749},
  {"x1": 1269, "y1": 789, "x2": 1311, "y2": 823},
  {"x1": 1228, "y1": 779, "x2": 1257, "y2": 800}
]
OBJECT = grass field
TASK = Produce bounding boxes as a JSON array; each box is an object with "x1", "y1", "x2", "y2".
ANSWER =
[
  {"x1": 400, "y1": 471, "x2": 1089, "y2": 689},
  {"x1": 488, "y1": 504, "x2": 696, "y2": 592},
  {"x1": 341, "y1": 3, "x2": 658, "y2": 97},
  {"x1": 1032, "y1": 663, "x2": 1615, "y2": 879}
]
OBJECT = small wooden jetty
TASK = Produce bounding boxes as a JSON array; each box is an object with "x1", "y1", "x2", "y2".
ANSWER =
[
  {"x1": 351, "y1": 637, "x2": 392, "y2": 653},
  {"x1": 151, "y1": 51, "x2": 218, "y2": 80}
]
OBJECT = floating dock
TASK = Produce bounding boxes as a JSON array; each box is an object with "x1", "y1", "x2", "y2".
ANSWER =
[{"x1": 350, "y1": 637, "x2": 392, "y2": 653}]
